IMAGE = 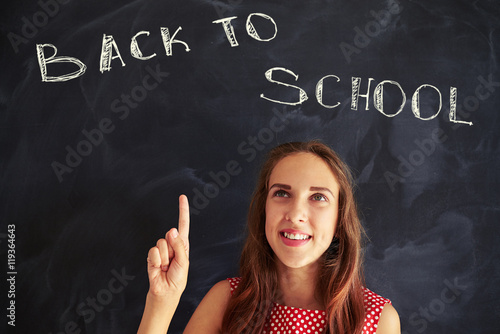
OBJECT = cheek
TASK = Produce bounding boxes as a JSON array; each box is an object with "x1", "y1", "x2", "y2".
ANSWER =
[
  {"x1": 314, "y1": 210, "x2": 337, "y2": 244},
  {"x1": 265, "y1": 213, "x2": 278, "y2": 236},
  {"x1": 264, "y1": 201, "x2": 276, "y2": 238},
  {"x1": 265, "y1": 200, "x2": 280, "y2": 224}
]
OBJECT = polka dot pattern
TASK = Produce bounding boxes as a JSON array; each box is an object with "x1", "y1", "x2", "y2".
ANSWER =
[
  {"x1": 227, "y1": 278, "x2": 390, "y2": 334},
  {"x1": 361, "y1": 287, "x2": 391, "y2": 333}
]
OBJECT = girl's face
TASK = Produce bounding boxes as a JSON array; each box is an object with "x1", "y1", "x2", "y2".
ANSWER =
[{"x1": 265, "y1": 152, "x2": 340, "y2": 270}]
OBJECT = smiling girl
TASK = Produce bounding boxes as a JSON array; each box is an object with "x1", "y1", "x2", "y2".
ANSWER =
[{"x1": 138, "y1": 141, "x2": 400, "y2": 334}]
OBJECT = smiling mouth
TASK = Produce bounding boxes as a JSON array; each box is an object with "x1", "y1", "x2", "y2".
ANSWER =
[{"x1": 281, "y1": 232, "x2": 311, "y2": 240}]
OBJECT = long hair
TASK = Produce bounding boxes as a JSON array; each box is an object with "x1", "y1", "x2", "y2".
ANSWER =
[{"x1": 221, "y1": 141, "x2": 365, "y2": 334}]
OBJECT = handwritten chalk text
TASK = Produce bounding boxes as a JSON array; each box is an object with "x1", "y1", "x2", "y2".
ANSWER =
[
  {"x1": 35, "y1": 12, "x2": 473, "y2": 125},
  {"x1": 260, "y1": 68, "x2": 471, "y2": 125},
  {"x1": 36, "y1": 12, "x2": 276, "y2": 82}
]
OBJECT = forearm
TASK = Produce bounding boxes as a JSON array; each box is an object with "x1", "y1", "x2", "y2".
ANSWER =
[{"x1": 137, "y1": 291, "x2": 182, "y2": 334}]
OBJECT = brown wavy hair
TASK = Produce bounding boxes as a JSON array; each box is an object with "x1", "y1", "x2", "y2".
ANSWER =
[{"x1": 221, "y1": 141, "x2": 365, "y2": 334}]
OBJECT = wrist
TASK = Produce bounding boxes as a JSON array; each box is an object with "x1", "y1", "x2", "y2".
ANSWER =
[
  {"x1": 147, "y1": 289, "x2": 182, "y2": 304},
  {"x1": 139, "y1": 291, "x2": 182, "y2": 334}
]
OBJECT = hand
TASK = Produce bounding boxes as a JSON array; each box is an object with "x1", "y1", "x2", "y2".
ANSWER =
[{"x1": 147, "y1": 195, "x2": 190, "y2": 297}]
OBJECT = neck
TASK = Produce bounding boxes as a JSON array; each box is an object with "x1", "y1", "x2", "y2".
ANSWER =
[{"x1": 275, "y1": 260, "x2": 324, "y2": 310}]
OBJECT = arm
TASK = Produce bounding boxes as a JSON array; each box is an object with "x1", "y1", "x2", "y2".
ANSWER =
[
  {"x1": 183, "y1": 280, "x2": 232, "y2": 333},
  {"x1": 138, "y1": 195, "x2": 190, "y2": 334},
  {"x1": 376, "y1": 304, "x2": 400, "y2": 334},
  {"x1": 138, "y1": 290, "x2": 182, "y2": 334}
]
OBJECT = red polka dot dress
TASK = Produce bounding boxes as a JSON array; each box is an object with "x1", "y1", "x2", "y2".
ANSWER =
[{"x1": 227, "y1": 277, "x2": 391, "y2": 334}]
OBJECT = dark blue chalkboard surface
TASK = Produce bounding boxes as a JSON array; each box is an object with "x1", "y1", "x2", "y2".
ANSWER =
[{"x1": 1, "y1": 0, "x2": 499, "y2": 333}]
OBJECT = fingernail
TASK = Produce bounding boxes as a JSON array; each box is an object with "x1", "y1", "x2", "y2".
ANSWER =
[{"x1": 172, "y1": 228, "x2": 179, "y2": 238}]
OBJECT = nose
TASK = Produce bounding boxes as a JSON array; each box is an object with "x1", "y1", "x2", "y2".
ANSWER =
[{"x1": 285, "y1": 199, "x2": 308, "y2": 223}]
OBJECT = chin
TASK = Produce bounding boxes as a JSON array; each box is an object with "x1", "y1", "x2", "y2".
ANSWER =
[{"x1": 276, "y1": 255, "x2": 319, "y2": 270}]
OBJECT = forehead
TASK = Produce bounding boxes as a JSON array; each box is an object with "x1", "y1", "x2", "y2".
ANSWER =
[{"x1": 269, "y1": 152, "x2": 339, "y2": 190}]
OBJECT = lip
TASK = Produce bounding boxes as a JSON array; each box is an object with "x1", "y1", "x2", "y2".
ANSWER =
[{"x1": 279, "y1": 229, "x2": 312, "y2": 247}]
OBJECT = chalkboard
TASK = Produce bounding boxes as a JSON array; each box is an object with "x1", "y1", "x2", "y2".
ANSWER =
[{"x1": 1, "y1": 0, "x2": 499, "y2": 333}]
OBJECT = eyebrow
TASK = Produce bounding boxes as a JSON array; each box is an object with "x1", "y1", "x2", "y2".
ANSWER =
[
  {"x1": 310, "y1": 186, "x2": 334, "y2": 197},
  {"x1": 269, "y1": 183, "x2": 335, "y2": 197},
  {"x1": 269, "y1": 183, "x2": 291, "y2": 190}
]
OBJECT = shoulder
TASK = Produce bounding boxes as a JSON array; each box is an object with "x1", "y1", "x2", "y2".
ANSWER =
[
  {"x1": 362, "y1": 287, "x2": 400, "y2": 334},
  {"x1": 183, "y1": 280, "x2": 232, "y2": 334},
  {"x1": 209, "y1": 279, "x2": 233, "y2": 297},
  {"x1": 376, "y1": 304, "x2": 400, "y2": 334},
  {"x1": 362, "y1": 287, "x2": 391, "y2": 308}
]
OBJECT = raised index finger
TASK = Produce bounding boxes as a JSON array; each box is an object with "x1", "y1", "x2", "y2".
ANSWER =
[{"x1": 178, "y1": 194, "x2": 190, "y2": 241}]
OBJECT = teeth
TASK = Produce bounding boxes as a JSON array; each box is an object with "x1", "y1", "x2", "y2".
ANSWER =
[{"x1": 283, "y1": 232, "x2": 310, "y2": 240}]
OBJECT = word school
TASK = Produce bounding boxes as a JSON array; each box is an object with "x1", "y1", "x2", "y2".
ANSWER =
[{"x1": 35, "y1": 12, "x2": 471, "y2": 125}]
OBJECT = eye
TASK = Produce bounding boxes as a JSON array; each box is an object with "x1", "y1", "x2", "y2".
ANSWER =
[
  {"x1": 311, "y1": 193, "x2": 327, "y2": 202},
  {"x1": 273, "y1": 189, "x2": 289, "y2": 198}
]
